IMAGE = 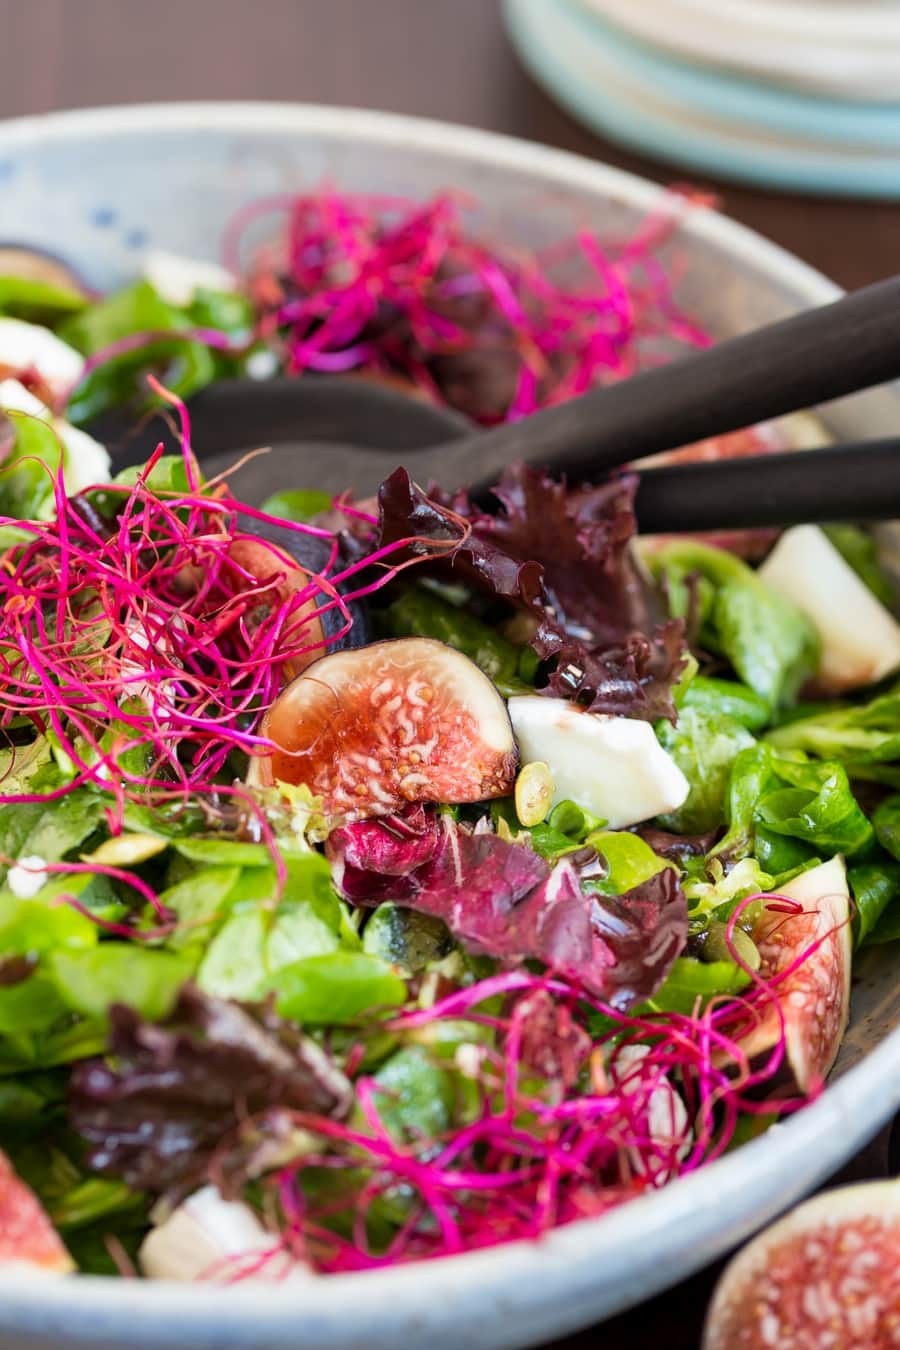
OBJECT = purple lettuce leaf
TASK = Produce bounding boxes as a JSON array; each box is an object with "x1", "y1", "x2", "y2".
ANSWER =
[
  {"x1": 329, "y1": 813, "x2": 687, "y2": 1008},
  {"x1": 328, "y1": 804, "x2": 444, "y2": 904},
  {"x1": 68, "y1": 986, "x2": 352, "y2": 1196},
  {"x1": 377, "y1": 464, "x2": 685, "y2": 721}
]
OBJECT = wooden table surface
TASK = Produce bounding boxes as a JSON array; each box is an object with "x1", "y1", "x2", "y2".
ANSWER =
[{"x1": 0, "y1": 3, "x2": 897, "y2": 1347}]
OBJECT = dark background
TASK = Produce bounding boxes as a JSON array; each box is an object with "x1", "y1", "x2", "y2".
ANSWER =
[{"x1": 0, "y1": 2, "x2": 897, "y2": 1346}]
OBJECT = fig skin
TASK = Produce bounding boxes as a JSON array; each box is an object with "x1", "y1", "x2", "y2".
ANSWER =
[
  {"x1": 703, "y1": 1180, "x2": 900, "y2": 1349},
  {"x1": 225, "y1": 536, "x2": 325, "y2": 682},
  {"x1": 0, "y1": 1148, "x2": 73, "y2": 1272},
  {"x1": 236, "y1": 517, "x2": 371, "y2": 660},
  {"x1": 250, "y1": 637, "x2": 517, "y2": 821},
  {"x1": 0, "y1": 244, "x2": 86, "y2": 296},
  {"x1": 738, "y1": 856, "x2": 851, "y2": 1093}
]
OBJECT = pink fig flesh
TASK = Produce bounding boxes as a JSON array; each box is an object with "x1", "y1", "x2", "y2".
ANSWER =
[
  {"x1": 0, "y1": 1148, "x2": 72, "y2": 1272},
  {"x1": 740, "y1": 856, "x2": 852, "y2": 1093},
  {"x1": 251, "y1": 637, "x2": 517, "y2": 821},
  {"x1": 703, "y1": 1180, "x2": 900, "y2": 1349}
]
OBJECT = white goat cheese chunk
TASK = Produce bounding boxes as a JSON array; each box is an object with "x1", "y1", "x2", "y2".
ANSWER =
[
  {"x1": 759, "y1": 525, "x2": 900, "y2": 693},
  {"x1": 507, "y1": 696, "x2": 689, "y2": 829}
]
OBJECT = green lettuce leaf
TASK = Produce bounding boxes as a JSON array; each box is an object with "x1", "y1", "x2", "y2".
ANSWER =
[
  {"x1": 647, "y1": 956, "x2": 751, "y2": 1015},
  {"x1": 681, "y1": 675, "x2": 771, "y2": 732},
  {"x1": 260, "y1": 489, "x2": 333, "y2": 523},
  {"x1": 0, "y1": 409, "x2": 62, "y2": 520},
  {"x1": 585, "y1": 830, "x2": 670, "y2": 895},
  {"x1": 49, "y1": 945, "x2": 196, "y2": 1022},
  {"x1": 159, "y1": 865, "x2": 242, "y2": 951},
  {"x1": 60, "y1": 280, "x2": 217, "y2": 424},
  {"x1": 0, "y1": 877, "x2": 99, "y2": 956},
  {"x1": 651, "y1": 540, "x2": 820, "y2": 706},
  {"x1": 0, "y1": 275, "x2": 87, "y2": 322},
  {"x1": 385, "y1": 585, "x2": 533, "y2": 696},
  {"x1": 196, "y1": 853, "x2": 347, "y2": 999},
  {"x1": 369, "y1": 1045, "x2": 456, "y2": 1140},
  {"x1": 766, "y1": 683, "x2": 900, "y2": 786},
  {"x1": 754, "y1": 757, "x2": 873, "y2": 860},
  {"x1": 823, "y1": 525, "x2": 895, "y2": 608},
  {"x1": 848, "y1": 859, "x2": 900, "y2": 945},
  {"x1": 0, "y1": 787, "x2": 105, "y2": 884},
  {"x1": 187, "y1": 288, "x2": 253, "y2": 336},
  {"x1": 656, "y1": 706, "x2": 756, "y2": 834},
  {"x1": 868, "y1": 900, "x2": 900, "y2": 945},
  {"x1": 266, "y1": 951, "x2": 407, "y2": 1024},
  {"x1": 714, "y1": 744, "x2": 872, "y2": 868},
  {"x1": 872, "y1": 795, "x2": 900, "y2": 860}
]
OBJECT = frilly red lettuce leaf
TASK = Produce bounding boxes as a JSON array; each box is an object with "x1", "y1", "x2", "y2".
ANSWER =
[
  {"x1": 328, "y1": 812, "x2": 687, "y2": 1008},
  {"x1": 328, "y1": 803, "x2": 442, "y2": 904},
  {"x1": 377, "y1": 464, "x2": 685, "y2": 721},
  {"x1": 68, "y1": 986, "x2": 352, "y2": 1196}
]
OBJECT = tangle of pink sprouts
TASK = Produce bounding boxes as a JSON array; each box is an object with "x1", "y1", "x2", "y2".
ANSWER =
[
  {"x1": 225, "y1": 188, "x2": 712, "y2": 424},
  {"x1": 0, "y1": 420, "x2": 458, "y2": 829},
  {"x1": 224, "y1": 894, "x2": 836, "y2": 1276}
]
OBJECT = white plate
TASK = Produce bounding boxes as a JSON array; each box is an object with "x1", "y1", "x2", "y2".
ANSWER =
[
  {"x1": 506, "y1": 0, "x2": 900, "y2": 197},
  {"x1": 580, "y1": 0, "x2": 900, "y2": 100}
]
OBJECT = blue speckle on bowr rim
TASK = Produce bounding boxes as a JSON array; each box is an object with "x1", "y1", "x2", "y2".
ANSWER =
[{"x1": 89, "y1": 205, "x2": 117, "y2": 228}]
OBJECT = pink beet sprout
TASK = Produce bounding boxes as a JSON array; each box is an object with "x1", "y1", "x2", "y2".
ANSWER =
[
  {"x1": 239, "y1": 944, "x2": 817, "y2": 1276},
  {"x1": 0, "y1": 411, "x2": 460, "y2": 825},
  {"x1": 231, "y1": 188, "x2": 711, "y2": 424}
]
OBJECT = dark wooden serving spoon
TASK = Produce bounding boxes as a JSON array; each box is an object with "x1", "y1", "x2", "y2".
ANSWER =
[{"x1": 100, "y1": 275, "x2": 900, "y2": 529}]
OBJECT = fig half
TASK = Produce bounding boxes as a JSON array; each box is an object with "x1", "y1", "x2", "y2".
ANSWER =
[
  {"x1": 703, "y1": 1180, "x2": 900, "y2": 1349},
  {"x1": 0, "y1": 245, "x2": 86, "y2": 296},
  {"x1": 225, "y1": 536, "x2": 325, "y2": 682},
  {"x1": 0, "y1": 1148, "x2": 72, "y2": 1272},
  {"x1": 228, "y1": 518, "x2": 372, "y2": 679},
  {"x1": 740, "y1": 856, "x2": 852, "y2": 1093},
  {"x1": 251, "y1": 637, "x2": 517, "y2": 821}
]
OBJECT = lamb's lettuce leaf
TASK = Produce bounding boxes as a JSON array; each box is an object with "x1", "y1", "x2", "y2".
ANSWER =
[
  {"x1": 266, "y1": 951, "x2": 407, "y2": 1024},
  {"x1": 49, "y1": 946, "x2": 195, "y2": 1023},
  {"x1": 681, "y1": 676, "x2": 770, "y2": 732},
  {"x1": 873, "y1": 794, "x2": 900, "y2": 860},
  {"x1": 656, "y1": 706, "x2": 756, "y2": 834},
  {"x1": 848, "y1": 859, "x2": 900, "y2": 945},
  {"x1": 823, "y1": 524, "x2": 895, "y2": 607},
  {"x1": 650, "y1": 539, "x2": 819, "y2": 707},
  {"x1": 0, "y1": 409, "x2": 62, "y2": 520},
  {"x1": 0, "y1": 274, "x2": 87, "y2": 323},
  {"x1": 713, "y1": 744, "x2": 872, "y2": 868},
  {"x1": 646, "y1": 956, "x2": 751, "y2": 1015},
  {"x1": 385, "y1": 585, "x2": 532, "y2": 696},
  {"x1": 766, "y1": 683, "x2": 900, "y2": 786},
  {"x1": 0, "y1": 787, "x2": 105, "y2": 884},
  {"x1": 60, "y1": 281, "x2": 217, "y2": 424}
]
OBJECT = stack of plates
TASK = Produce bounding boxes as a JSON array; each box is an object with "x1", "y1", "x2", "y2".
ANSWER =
[{"x1": 504, "y1": 0, "x2": 900, "y2": 197}]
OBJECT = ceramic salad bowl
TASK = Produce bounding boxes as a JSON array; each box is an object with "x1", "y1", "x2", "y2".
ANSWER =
[{"x1": 0, "y1": 102, "x2": 897, "y2": 1350}]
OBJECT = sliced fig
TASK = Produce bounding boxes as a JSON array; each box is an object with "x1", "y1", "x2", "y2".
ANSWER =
[
  {"x1": 0, "y1": 1148, "x2": 72, "y2": 1272},
  {"x1": 703, "y1": 1179, "x2": 900, "y2": 1349},
  {"x1": 230, "y1": 517, "x2": 371, "y2": 671},
  {"x1": 0, "y1": 245, "x2": 86, "y2": 296},
  {"x1": 250, "y1": 637, "x2": 517, "y2": 821},
  {"x1": 224, "y1": 536, "x2": 325, "y2": 681},
  {"x1": 738, "y1": 856, "x2": 852, "y2": 1092}
]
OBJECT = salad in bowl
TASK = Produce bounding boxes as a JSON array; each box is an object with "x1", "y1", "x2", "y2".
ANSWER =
[{"x1": 0, "y1": 178, "x2": 897, "y2": 1299}]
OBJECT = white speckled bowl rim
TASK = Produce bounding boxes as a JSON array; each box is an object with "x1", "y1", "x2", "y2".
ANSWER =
[{"x1": 0, "y1": 103, "x2": 896, "y2": 1350}]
